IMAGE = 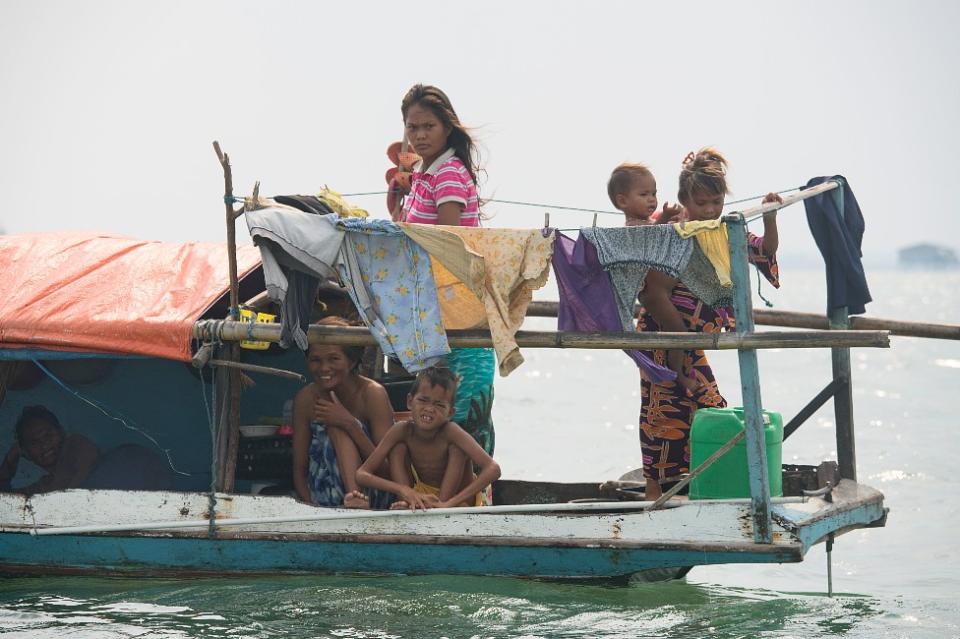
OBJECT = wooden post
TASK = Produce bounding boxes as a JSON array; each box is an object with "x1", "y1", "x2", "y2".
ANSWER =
[
  {"x1": 830, "y1": 180, "x2": 857, "y2": 481},
  {"x1": 213, "y1": 141, "x2": 241, "y2": 314},
  {"x1": 212, "y1": 141, "x2": 242, "y2": 493},
  {"x1": 726, "y1": 213, "x2": 772, "y2": 543}
]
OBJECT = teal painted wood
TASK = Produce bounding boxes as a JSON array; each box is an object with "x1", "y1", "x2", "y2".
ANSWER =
[
  {"x1": 829, "y1": 179, "x2": 857, "y2": 481},
  {"x1": 725, "y1": 214, "x2": 772, "y2": 543},
  {"x1": 774, "y1": 500, "x2": 886, "y2": 553},
  {"x1": 0, "y1": 533, "x2": 800, "y2": 578}
]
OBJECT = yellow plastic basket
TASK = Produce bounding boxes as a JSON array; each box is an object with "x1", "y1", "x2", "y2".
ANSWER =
[{"x1": 238, "y1": 307, "x2": 276, "y2": 350}]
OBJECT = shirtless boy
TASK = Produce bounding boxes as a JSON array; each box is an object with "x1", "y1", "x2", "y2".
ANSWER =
[{"x1": 356, "y1": 367, "x2": 501, "y2": 510}]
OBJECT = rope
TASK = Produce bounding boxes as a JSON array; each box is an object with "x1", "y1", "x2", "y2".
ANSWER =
[
  {"x1": 304, "y1": 187, "x2": 804, "y2": 219},
  {"x1": 755, "y1": 266, "x2": 774, "y2": 308},
  {"x1": 338, "y1": 190, "x2": 389, "y2": 197},
  {"x1": 31, "y1": 360, "x2": 190, "y2": 477}
]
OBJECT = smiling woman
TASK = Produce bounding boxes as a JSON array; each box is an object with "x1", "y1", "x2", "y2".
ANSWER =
[{"x1": 290, "y1": 316, "x2": 396, "y2": 509}]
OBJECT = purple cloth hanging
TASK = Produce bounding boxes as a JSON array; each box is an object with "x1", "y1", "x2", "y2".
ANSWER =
[{"x1": 552, "y1": 231, "x2": 675, "y2": 383}]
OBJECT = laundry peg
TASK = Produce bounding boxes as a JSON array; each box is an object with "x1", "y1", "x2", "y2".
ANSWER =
[
  {"x1": 592, "y1": 213, "x2": 598, "y2": 227},
  {"x1": 544, "y1": 212, "x2": 550, "y2": 229}
]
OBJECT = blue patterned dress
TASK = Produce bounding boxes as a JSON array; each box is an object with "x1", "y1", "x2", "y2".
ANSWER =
[{"x1": 308, "y1": 420, "x2": 393, "y2": 509}]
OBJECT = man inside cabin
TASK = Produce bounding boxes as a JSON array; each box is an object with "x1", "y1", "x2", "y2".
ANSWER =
[
  {"x1": 0, "y1": 405, "x2": 99, "y2": 495},
  {"x1": 0, "y1": 405, "x2": 174, "y2": 495}
]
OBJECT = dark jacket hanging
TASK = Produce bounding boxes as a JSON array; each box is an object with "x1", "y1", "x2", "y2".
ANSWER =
[{"x1": 803, "y1": 175, "x2": 872, "y2": 315}]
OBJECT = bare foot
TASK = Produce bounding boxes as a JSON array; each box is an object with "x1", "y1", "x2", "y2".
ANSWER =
[
  {"x1": 343, "y1": 490, "x2": 369, "y2": 509},
  {"x1": 390, "y1": 500, "x2": 409, "y2": 510}
]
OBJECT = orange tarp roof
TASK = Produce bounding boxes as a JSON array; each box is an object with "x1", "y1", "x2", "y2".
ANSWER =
[{"x1": 0, "y1": 232, "x2": 261, "y2": 362}]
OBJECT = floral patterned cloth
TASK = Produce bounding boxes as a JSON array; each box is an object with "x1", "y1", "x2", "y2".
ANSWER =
[
  {"x1": 445, "y1": 346, "x2": 497, "y2": 456},
  {"x1": 308, "y1": 420, "x2": 392, "y2": 509},
  {"x1": 637, "y1": 233, "x2": 780, "y2": 484},
  {"x1": 400, "y1": 225, "x2": 555, "y2": 376},
  {"x1": 335, "y1": 218, "x2": 450, "y2": 372}
]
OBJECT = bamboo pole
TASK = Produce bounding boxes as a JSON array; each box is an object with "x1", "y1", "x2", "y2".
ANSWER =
[
  {"x1": 730, "y1": 179, "x2": 840, "y2": 221},
  {"x1": 524, "y1": 302, "x2": 960, "y2": 341},
  {"x1": 193, "y1": 321, "x2": 889, "y2": 351},
  {"x1": 212, "y1": 141, "x2": 242, "y2": 493}
]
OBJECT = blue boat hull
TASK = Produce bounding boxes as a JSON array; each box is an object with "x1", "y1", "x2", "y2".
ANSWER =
[{"x1": 0, "y1": 533, "x2": 801, "y2": 579}]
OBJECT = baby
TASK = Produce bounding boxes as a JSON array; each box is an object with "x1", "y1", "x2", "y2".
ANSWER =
[
  {"x1": 608, "y1": 162, "x2": 695, "y2": 392},
  {"x1": 607, "y1": 163, "x2": 683, "y2": 226}
]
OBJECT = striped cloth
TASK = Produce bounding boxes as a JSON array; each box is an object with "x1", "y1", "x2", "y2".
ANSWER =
[{"x1": 403, "y1": 148, "x2": 480, "y2": 226}]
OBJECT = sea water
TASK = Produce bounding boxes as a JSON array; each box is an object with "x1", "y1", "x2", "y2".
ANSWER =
[{"x1": 1, "y1": 268, "x2": 958, "y2": 638}]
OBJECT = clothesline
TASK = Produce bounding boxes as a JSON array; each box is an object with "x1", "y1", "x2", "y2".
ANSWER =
[
  {"x1": 332, "y1": 188, "x2": 803, "y2": 216},
  {"x1": 229, "y1": 188, "x2": 803, "y2": 220}
]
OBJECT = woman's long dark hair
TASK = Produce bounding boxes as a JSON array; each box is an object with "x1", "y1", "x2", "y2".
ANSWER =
[{"x1": 401, "y1": 84, "x2": 480, "y2": 185}]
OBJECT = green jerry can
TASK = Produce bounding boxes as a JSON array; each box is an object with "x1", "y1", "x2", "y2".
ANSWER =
[{"x1": 688, "y1": 407, "x2": 783, "y2": 499}]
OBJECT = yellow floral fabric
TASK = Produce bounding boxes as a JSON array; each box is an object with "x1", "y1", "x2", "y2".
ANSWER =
[
  {"x1": 399, "y1": 224, "x2": 555, "y2": 376},
  {"x1": 673, "y1": 220, "x2": 732, "y2": 287}
]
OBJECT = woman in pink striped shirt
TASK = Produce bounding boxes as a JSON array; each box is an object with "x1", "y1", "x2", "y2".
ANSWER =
[
  {"x1": 399, "y1": 84, "x2": 481, "y2": 226},
  {"x1": 396, "y1": 85, "x2": 497, "y2": 479}
]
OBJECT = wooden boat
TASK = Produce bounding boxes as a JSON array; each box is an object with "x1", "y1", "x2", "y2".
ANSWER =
[{"x1": 0, "y1": 173, "x2": 908, "y2": 581}]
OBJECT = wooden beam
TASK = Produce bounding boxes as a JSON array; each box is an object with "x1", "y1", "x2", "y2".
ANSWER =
[
  {"x1": 729, "y1": 179, "x2": 840, "y2": 221},
  {"x1": 193, "y1": 321, "x2": 890, "y2": 351},
  {"x1": 524, "y1": 302, "x2": 960, "y2": 341}
]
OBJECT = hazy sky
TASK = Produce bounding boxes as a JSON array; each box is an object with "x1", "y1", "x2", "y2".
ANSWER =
[{"x1": 2, "y1": 1, "x2": 958, "y2": 262}]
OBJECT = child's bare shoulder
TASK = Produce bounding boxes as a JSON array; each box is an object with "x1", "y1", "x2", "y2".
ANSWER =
[
  {"x1": 441, "y1": 421, "x2": 471, "y2": 443},
  {"x1": 392, "y1": 419, "x2": 415, "y2": 439}
]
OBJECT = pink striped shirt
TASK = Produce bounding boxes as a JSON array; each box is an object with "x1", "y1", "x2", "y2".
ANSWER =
[{"x1": 403, "y1": 148, "x2": 480, "y2": 226}]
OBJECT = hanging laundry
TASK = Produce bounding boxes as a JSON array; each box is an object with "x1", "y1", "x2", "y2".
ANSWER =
[
  {"x1": 581, "y1": 225, "x2": 739, "y2": 321},
  {"x1": 273, "y1": 195, "x2": 335, "y2": 216},
  {"x1": 396, "y1": 221, "x2": 487, "y2": 329},
  {"x1": 580, "y1": 225, "x2": 693, "y2": 330},
  {"x1": 334, "y1": 218, "x2": 449, "y2": 372},
  {"x1": 673, "y1": 219, "x2": 732, "y2": 287},
  {"x1": 682, "y1": 245, "x2": 734, "y2": 309},
  {"x1": 245, "y1": 209, "x2": 344, "y2": 350},
  {"x1": 244, "y1": 196, "x2": 301, "y2": 213},
  {"x1": 400, "y1": 224, "x2": 554, "y2": 376},
  {"x1": 803, "y1": 176, "x2": 872, "y2": 315},
  {"x1": 317, "y1": 187, "x2": 369, "y2": 218},
  {"x1": 552, "y1": 232, "x2": 675, "y2": 383}
]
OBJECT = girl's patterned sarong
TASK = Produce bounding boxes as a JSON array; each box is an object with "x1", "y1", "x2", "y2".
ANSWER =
[{"x1": 637, "y1": 234, "x2": 779, "y2": 484}]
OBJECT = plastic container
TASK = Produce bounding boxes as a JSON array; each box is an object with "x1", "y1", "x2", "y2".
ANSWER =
[
  {"x1": 239, "y1": 424, "x2": 279, "y2": 438},
  {"x1": 688, "y1": 407, "x2": 783, "y2": 500},
  {"x1": 239, "y1": 307, "x2": 277, "y2": 350}
]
